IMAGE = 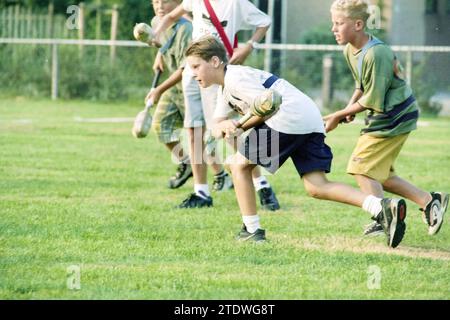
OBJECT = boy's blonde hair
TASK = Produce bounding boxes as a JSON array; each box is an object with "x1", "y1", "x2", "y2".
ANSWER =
[
  {"x1": 151, "y1": 0, "x2": 182, "y2": 5},
  {"x1": 185, "y1": 35, "x2": 228, "y2": 63},
  {"x1": 330, "y1": 0, "x2": 370, "y2": 23}
]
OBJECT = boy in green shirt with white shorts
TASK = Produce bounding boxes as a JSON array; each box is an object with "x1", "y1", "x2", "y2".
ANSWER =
[
  {"x1": 145, "y1": 0, "x2": 193, "y2": 189},
  {"x1": 325, "y1": 0, "x2": 448, "y2": 236}
]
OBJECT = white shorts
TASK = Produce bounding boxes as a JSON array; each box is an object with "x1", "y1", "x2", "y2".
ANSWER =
[{"x1": 182, "y1": 65, "x2": 219, "y2": 129}]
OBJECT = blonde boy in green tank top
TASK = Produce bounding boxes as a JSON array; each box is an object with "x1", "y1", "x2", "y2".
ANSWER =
[{"x1": 324, "y1": 0, "x2": 448, "y2": 236}]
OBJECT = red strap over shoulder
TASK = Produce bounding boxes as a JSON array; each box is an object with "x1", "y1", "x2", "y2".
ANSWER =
[{"x1": 203, "y1": 0, "x2": 234, "y2": 57}]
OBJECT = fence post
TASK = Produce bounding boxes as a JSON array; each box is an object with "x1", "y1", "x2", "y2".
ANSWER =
[
  {"x1": 110, "y1": 4, "x2": 119, "y2": 64},
  {"x1": 51, "y1": 43, "x2": 59, "y2": 100},
  {"x1": 78, "y1": 2, "x2": 85, "y2": 56},
  {"x1": 14, "y1": 4, "x2": 20, "y2": 38},
  {"x1": 18, "y1": 5, "x2": 22, "y2": 38},
  {"x1": 47, "y1": 1, "x2": 54, "y2": 38},
  {"x1": 26, "y1": 7, "x2": 32, "y2": 38},
  {"x1": 0, "y1": 8, "x2": 4, "y2": 37},
  {"x1": 8, "y1": 6, "x2": 13, "y2": 37},
  {"x1": 406, "y1": 51, "x2": 413, "y2": 86},
  {"x1": 322, "y1": 54, "x2": 334, "y2": 110},
  {"x1": 264, "y1": 0, "x2": 274, "y2": 72},
  {"x1": 96, "y1": 0, "x2": 103, "y2": 62}
]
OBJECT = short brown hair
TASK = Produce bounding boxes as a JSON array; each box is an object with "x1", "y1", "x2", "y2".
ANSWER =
[{"x1": 185, "y1": 35, "x2": 228, "y2": 63}]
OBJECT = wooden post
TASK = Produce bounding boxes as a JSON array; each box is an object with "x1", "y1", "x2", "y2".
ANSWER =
[
  {"x1": 96, "y1": 0, "x2": 102, "y2": 62},
  {"x1": 51, "y1": 44, "x2": 59, "y2": 100},
  {"x1": 264, "y1": 0, "x2": 274, "y2": 72},
  {"x1": 110, "y1": 4, "x2": 119, "y2": 64},
  {"x1": 17, "y1": 5, "x2": 22, "y2": 38},
  {"x1": 0, "y1": 8, "x2": 4, "y2": 37},
  {"x1": 14, "y1": 4, "x2": 20, "y2": 38},
  {"x1": 63, "y1": 14, "x2": 69, "y2": 38},
  {"x1": 322, "y1": 54, "x2": 334, "y2": 110},
  {"x1": 8, "y1": 5, "x2": 13, "y2": 38},
  {"x1": 406, "y1": 51, "x2": 413, "y2": 86},
  {"x1": 47, "y1": 1, "x2": 54, "y2": 38},
  {"x1": 78, "y1": 2, "x2": 85, "y2": 56},
  {"x1": 27, "y1": 7, "x2": 33, "y2": 38}
]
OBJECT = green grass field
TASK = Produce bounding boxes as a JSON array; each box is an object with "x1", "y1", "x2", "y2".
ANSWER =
[{"x1": 0, "y1": 97, "x2": 449, "y2": 299}]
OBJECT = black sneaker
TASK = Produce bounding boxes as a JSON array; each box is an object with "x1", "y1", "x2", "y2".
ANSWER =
[
  {"x1": 177, "y1": 193, "x2": 213, "y2": 209},
  {"x1": 236, "y1": 224, "x2": 266, "y2": 243},
  {"x1": 375, "y1": 198, "x2": 407, "y2": 248},
  {"x1": 363, "y1": 221, "x2": 384, "y2": 237},
  {"x1": 212, "y1": 171, "x2": 233, "y2": 191},
  {"x1": 421, "y1": 192, "x2": 448, "y2": 235},
  {"x1": 168, "y1": 162, "x2": 193, "y2": 189},
  {"x1": 258, "y1": 187, "x2": 280, "y2": 211}
]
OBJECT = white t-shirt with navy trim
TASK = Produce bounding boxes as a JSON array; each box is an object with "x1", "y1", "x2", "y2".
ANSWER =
[
  {"x1": 214, "y1": 65, "x2": 325, "y2": 135},
  {"x1": 182, "y1": 0, "x2": 271, "y2": 42}
]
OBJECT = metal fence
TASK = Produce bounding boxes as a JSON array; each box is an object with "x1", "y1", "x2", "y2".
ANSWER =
[{"x1": 1, "y1": 38, "x2": 449, "y2": 101}]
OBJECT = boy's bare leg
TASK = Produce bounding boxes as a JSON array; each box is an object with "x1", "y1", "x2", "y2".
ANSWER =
[
  {"x1": 205, "y1": 149, "x2": 225, "y2": 175},
  {"x1": 251, "y1": 166, "x2": 262, "y2": 179},
  {"x1": 188, "y1": 127, "x2": 208, "y2": 184},
  {"x1": 354, "y1": 174, "x2": 384, "y2": 198},
  {"x1": 383, "y1": 175, "x2": 432, "y2": 208},
  {"x1": 165, "y1": 141, "x2": 188, "y2": 162},
  {"x1": 302, "y1": 171, "x2": 366, "y2": 208},
  {"x1": 230, "y1": 153, "x2": 258, "y2": 216},
  {"x1": 225, "y1": 137, "x2": 262, "y2": 178},
  {"x1": 225, "y1": 136, "x2": 279, "y2": 210}
]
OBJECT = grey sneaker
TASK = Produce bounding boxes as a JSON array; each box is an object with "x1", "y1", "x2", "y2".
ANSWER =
[
  {"x1": 212, "y1": 171, "x2": 234, "y2": 191},
  {"x1": 363, "y1": 221, "x2": 384, "y2": 237},
  {"x1": 236, "y1": 224, "x2": 266, "y2": 243},
  {"x1": 258, "y1": 187, "x2": 280, "y2": 211},
  {"x1": 421, "y1": 192, "x2": 448, "y2": 235},
  {"x1": 168, "y1": 162, "x2": 193, "y2": 189},
  {"x1": 375, "y1": 198, "x2": 407, "y2": 248}
]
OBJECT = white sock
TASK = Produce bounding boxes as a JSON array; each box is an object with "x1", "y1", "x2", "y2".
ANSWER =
[
  {"x1": 242, "y1": 215, "x2": 261, "y2": 234},
  {"x1": 195, "y1": 184, "x2": 210, "y2": 199},
  {"x1": 363, "y1": 195, "x2": 383, "y2": 218},
  {"x1": 253, "y1": 176, "x2": 270, "y2": 192}
]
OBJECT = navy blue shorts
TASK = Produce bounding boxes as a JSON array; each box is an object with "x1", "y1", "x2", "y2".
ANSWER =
[{"x1": 238, "y1": 123, "x2": 333, "y2": 176}]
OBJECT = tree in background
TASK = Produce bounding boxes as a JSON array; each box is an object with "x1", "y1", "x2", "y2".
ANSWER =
[{"x1": 0, "y1": 0, "x2": 155, "y2": 40}]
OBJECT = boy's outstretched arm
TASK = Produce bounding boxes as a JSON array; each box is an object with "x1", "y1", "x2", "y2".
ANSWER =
[
  {"x1": 152, "y1": 4, "x2": 187, "y2": 47},
  {"x1": 145, "y1": 68, "x2": 183, "y2": 105},
  {"x1": 323, "y1": 89, "x2": 364, "y2": 133},
  {"x1": 153, "y1": 52, "x2": 164, "y2": 73},
  {"x1": 229, "y1": 26, "x2": 270, "y2": 65}
]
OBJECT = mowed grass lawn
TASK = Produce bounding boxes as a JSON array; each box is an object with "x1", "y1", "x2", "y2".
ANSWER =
[{"x1": 0, "y1": 97, "x2": 449, "y2": 299}]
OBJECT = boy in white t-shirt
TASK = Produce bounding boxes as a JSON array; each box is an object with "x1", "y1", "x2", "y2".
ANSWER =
[
  {"x1": 152, "y1": 0, "x2": 279, "y2": 211},
  {"x1": 185, "y1": 36, "x2": 409, "y2": 248}
]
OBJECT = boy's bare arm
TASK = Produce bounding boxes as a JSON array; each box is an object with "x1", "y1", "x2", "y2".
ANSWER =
[
  {"x1": 145, "y1": 68, "x2": 183, "y2": 104},
  {"x1": 239, "y1": 114, "x2": 267, "y2": 131},
  {"x1": 229, "y1": 25, "x2": 270, "y2": 65},
  {"x1": 323, "y1": 89, "x2": 365, "y2": 132},
  {"x1": 153, "y1": 4, "x2": 187, "y2": 46},
  {"x1": 153, "y1": 52, "x2": 164, "y2": 73}
]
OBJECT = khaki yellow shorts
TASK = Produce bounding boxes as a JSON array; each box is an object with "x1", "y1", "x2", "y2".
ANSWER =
[
  {"x1": 151, "y1": 87, "x2": 184, "y2": 144},
  {"x1": 347, "y1": 133, "x2": 409, "y2": 183}
]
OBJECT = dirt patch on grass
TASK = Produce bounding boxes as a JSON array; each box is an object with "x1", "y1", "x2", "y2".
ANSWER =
[{"x1": 283, "y1": 235, "x2": 450, "y2": 261}]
